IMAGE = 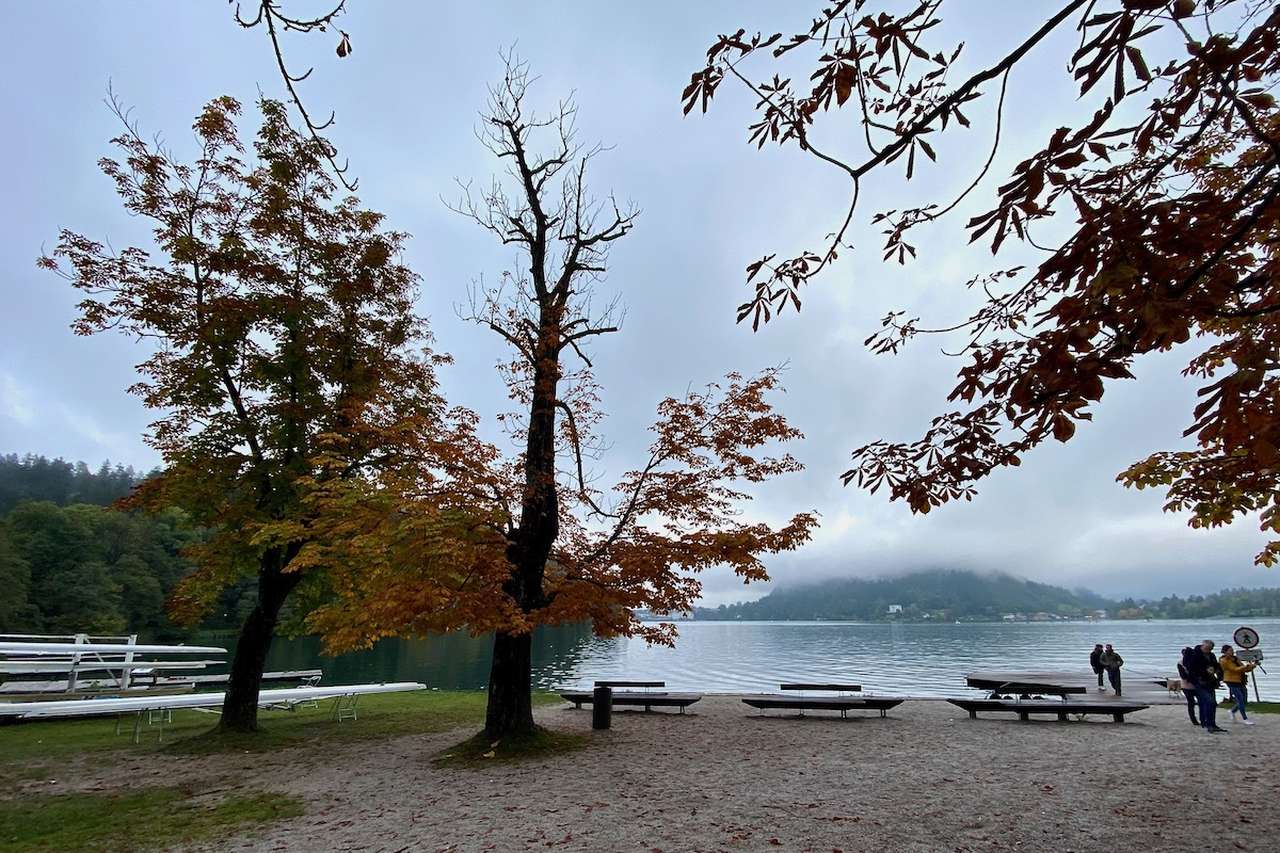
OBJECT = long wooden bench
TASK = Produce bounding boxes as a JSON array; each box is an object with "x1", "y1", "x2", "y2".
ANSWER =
[
  {"x1": 741, "y1": 694, "x2": 904, "y2": 718},
  {"x1": 559, "y1": 690, "x2": 702, "y2": 713},
  {"x1": 739, "y1": 682, "x2": 903, "y2": 719},
  {"x1": 947, "y1": 698, "x2": 1149, "y2": 723}
]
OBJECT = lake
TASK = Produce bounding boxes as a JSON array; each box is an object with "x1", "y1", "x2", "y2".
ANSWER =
[{"x1": 259, "y1": 617, "x2": 1280, "y2": 698}]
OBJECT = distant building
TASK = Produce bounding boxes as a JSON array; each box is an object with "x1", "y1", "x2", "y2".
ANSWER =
[{"x1": 887, "y1": 604, "x2": 902, "y2": 614}]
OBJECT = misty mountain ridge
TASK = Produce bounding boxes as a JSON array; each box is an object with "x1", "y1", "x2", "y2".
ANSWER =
[{"x1": 693, "y1": 569, "x2": 1280, "y2": 622}]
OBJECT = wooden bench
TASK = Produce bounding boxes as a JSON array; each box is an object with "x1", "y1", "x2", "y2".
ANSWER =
[
  {"x1": 559, "y1": 689, "x2": 702, "y2": 713},
  {"x1": 740, "y1": 682, "x2": 903, "y2": 719},
  {"x1": 947, "y1": 698, "x2": 1149, "y2": 723}
]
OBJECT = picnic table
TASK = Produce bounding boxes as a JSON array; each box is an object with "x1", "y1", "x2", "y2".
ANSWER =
[
  {"x1": 955, "y1": 672, "x2": 1148, "y2": 723},
  {"x1": 964, "y1": 673, "x2": 1089, "y2": 697}
]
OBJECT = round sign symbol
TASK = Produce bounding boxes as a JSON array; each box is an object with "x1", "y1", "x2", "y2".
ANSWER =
[{"x1": 1234, "y1": 626, "x2": 1260, "y2": 649}]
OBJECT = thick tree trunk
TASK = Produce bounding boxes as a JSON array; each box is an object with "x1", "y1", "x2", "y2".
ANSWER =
[
  {"x1": 483, "y1": 344, "x2": 559, "y2": 738},
  {"x1": 219, "y1": 558, "x2": 299, "y2": 733},
  {"x1": 484, "y1": 630, "x2": 535, "y2": 738}
]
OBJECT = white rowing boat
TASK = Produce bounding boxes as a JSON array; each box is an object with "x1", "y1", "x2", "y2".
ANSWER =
[
  {"x1": 0, "y1": 682, "x2": 427, "y2": 718},
  {"x1": 0, "y1": 642, "x2": 227, "y2": 656},
  {"x1": 0, "y1": 659, "x2": 219, "y2": 673}
]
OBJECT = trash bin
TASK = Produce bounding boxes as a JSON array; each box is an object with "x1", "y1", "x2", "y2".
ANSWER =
[{"x1": 592, "y1": 685, "x2": 612, "y2": 730}]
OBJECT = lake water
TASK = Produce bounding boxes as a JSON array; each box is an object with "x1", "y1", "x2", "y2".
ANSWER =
[{"x1": 259, "y1": 618, "x2": 1279, "y2": 698}]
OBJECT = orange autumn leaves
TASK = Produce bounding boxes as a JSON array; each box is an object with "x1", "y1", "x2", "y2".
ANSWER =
[
  {"x1": 303, "y1": 369, "x2": 818, "y2": 654},
  {"x1": 685, "y1": 1, "x2": 1280, "y2": 565},
  {"x1": 42, "y1": 91, "x2": 817, "y2": 657}
]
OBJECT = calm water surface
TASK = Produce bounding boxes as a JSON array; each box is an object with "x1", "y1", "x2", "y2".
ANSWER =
[{"x1": 259, "y1": 618, "x2": 1280, "y2": 698}]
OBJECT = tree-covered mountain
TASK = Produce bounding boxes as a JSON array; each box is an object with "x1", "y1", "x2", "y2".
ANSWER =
[
  {"x1": 696, "y1": 570, "x2": 1117, "y2": 622},
  {"x1": 1123, "y1": 588, "x2": 1280, "y2": 620},
  {"x1": 0, "y1": 453, "x2": 148, "y2": 514},
  {"x1": 0, "y1": 453, "x2": 245, "y2": 639},
  {"x1": 697, "y1": 570, "x2": 1280, "y2": 622}
]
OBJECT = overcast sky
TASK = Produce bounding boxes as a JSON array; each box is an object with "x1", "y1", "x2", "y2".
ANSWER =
[{"x1": 2, "y1": 2, "x2": 1273, "y2": 604}]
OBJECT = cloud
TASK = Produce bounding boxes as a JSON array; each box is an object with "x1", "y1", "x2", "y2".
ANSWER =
[
  {"x1": 1, "y1": 0, "x2": 1269, "y2": 607},
  {"x1": 0, "y1": 371, "x2": 36, "y2": 426}
]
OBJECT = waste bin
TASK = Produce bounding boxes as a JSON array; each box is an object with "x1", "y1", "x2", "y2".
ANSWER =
[{"x1": 592, "y1": 685, "x2": 612, "y2": 730}]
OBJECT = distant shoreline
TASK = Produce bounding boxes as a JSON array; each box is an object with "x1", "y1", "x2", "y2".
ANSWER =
[{"x1": 641, "y1": 616, "x2": 1277, "y2": 625}]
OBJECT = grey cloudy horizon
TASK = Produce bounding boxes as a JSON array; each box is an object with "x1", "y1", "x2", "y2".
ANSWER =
[{"x1": 2, "y1": 2, "x2": 1274, "y2": 606}]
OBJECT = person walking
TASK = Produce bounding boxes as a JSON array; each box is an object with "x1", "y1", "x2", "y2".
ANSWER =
[
  {"x1": 1090, "y1": 644, "x2": 1105, "y2": 690},
  {"x1": 1099, "y1": 643, "x2": 1124, "y2": 696},
  {"x1": 1185, "y1": 639, "x2": 1227, "y2": 733},
  {"x1": 1176, "y1": 647, "x2": 1199, "y2": 726},
  {"x1": 1220, "y1": 644, "x2": 1257, "y2": 726}
]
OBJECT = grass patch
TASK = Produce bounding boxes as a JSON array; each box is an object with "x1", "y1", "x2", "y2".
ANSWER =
[
  {"x1": 0, "y1": 691, "x2": 561, "y2": 769},
  {"x1": 0, "y1": 787, "x2": 302, "y2": 853},
  {"x1": 433, "y1": 725, "x2": 588, "y2": 767},
  {"x1": 1246, "y1": 701, "x2": 1280, "y2": 714}
]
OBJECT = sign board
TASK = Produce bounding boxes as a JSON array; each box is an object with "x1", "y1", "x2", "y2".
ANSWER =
[
  {"x1": 1234, "y1": 626, "x2": 1261, "y2": 649},
  {"x1": 1237, "y1": 649, "x2": 1264, "y2": 664}
]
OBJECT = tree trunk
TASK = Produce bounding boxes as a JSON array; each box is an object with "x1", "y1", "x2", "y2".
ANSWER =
[
  {"x1": 219, "y1": 558, "x2": 299, "y2": 733},
  {"x1": 484, "y1": 630, "x2": 535, "y2": 738}
]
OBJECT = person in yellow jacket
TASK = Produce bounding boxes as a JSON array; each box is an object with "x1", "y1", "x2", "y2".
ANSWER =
[{"x1": 1219, "y1": 644, "x2": 1257, "y2": 725}]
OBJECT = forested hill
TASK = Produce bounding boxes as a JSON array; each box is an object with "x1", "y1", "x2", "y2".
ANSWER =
[
  {"x1": 696, "y1": 570, "x2": 1115, "y2": 622},
  {"x1": 0, "y1": 453, "x2": 148, "y2": 514},
  {"x1": 0, "y1": 453, "x2": 228, "y2": 639},
  {"x1": 695, "y1": 570, "x2": 1280, "y2": 622}
]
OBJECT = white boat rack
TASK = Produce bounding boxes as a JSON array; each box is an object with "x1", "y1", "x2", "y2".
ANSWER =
[
  {"x1": 0, "y1": 634, "x2": 227, "y2": 693},
  {"x1": 0, "y1": 682, "x2": 427, "y2": 743}
]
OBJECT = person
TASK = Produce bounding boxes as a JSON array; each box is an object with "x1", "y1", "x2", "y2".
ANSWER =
[
  {"x1": 1099, "y1": 643, "x2": 1124, "y2": 696},
  {"x1": 1184, "y1": 639, "x2": 1227, "y2": 733},
  {"x1": 1176, "y1": 647, "x2": 1199, "y2": 726},
  {"x1": 1219, "y1": 644, "x2": 1257, "y2": 726},
  {"x1": 1090, "y1": 643, "x2": 1105, "y2": 690}
]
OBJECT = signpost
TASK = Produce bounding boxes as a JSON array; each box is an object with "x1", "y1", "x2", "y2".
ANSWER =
[{"x1": 1233, "y1": 626, "x2": 1264, "y2": 702}]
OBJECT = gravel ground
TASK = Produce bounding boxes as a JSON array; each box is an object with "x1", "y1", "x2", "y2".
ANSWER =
[{"x1": 43, "y1": 696, "x2": 1280, "y2": 852}]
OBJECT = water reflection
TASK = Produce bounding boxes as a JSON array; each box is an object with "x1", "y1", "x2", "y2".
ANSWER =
[
  {"x1": 262, "y1": 622, "x2": 596, "y2": 690},
  {"x1": 259, "y1": 618, "x2": 1279, "y2": 698}
]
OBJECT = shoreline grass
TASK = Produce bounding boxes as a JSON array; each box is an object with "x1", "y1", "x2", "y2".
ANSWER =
[
  {"x1": 0, "y1": 690, "x2": 561, "y2": 768},
  {"x1": 0, "y1": 787, "x2": 303, "y2": 853}
]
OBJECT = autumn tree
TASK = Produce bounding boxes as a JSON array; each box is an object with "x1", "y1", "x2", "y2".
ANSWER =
[
  {"x1": 684, "y1": 1, "x2": 1280, "y2": 563},
  {"x1": 301, "y1": 58, "x2": 818, "y2": 739},
  {"x1": 40, "y1": 95, "x2": 467, "y2": 731}
]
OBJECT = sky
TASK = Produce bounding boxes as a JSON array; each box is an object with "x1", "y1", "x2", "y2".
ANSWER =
[{"x1": 1, "y1": 2, "x2": 1273, "y2": 604}]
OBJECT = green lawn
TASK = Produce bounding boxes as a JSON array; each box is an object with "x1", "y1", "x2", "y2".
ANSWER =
[
  {"x1": 0, "y1": 787, "x2": 303, "y2": 853},
  {"x1": 0, "y1": 691, "x2": 565, "y2": 851},
  {"x1": 0, "y1": 690, "x2": 561, "y2": 773}
]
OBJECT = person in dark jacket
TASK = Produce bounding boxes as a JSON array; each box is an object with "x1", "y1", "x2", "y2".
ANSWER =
[
  {"x1": 1176, "y1": 647, "x2": 1199, "y2": 726},
  {"x1": 1099, "y1": 644, "x2": 1124, "y2": 696},
  {"x1": 1090, "y1": 644, "x2": 1105, "y2": 689},
  {"x1": 1184, "y1": 640, "x2": 1227, "y2": 733}
]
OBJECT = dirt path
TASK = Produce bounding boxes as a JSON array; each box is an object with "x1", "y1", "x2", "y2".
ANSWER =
[{"x1": 37, "y1": 696, "x2": 1277, "y2": 852}]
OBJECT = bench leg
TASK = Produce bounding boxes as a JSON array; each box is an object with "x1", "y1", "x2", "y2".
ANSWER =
[
  {"x1": 1018, "y1": 711, "x2": 1029, "y2": 721},
  {"x1": 968, "y1": 710, "x2": 977, "y2": 719},
  {"x1": 880, "y1": 709, "x2": 887, "y2": 719},
  {"x1": 574, "y1": 701, "x2": 582, "y2": 709},
  {"x1": 1057, "y1": 712, "x2": 1068, "y2": 722},
  {"x1": 1112, "y1": 713, "x2": 1124, "y2": 724},
  {"x1": 841, "y1": 709, "x2": 847, "y2": 719}
]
